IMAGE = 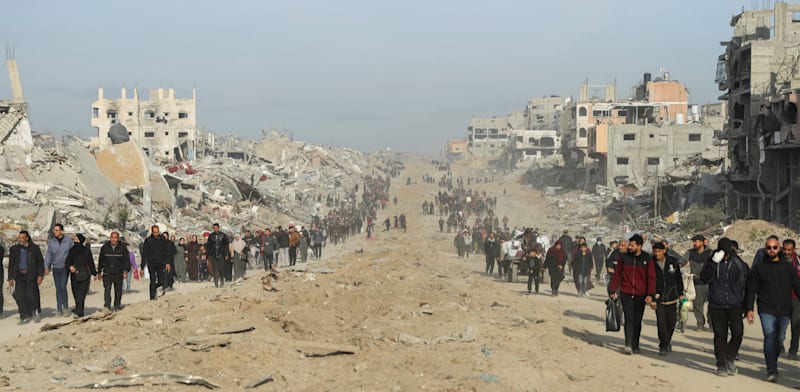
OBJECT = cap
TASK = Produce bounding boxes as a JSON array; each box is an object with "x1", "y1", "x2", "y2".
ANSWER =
[{"x1": 691, "y1": 234, "x2": 705, "y2": 242}]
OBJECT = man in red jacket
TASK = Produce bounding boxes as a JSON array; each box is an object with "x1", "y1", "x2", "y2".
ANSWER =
[{"x1": 609, "y1": 234, "x2": 656, "y2": 355}]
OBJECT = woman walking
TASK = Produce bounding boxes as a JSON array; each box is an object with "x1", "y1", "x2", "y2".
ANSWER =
[{"x1": 66, "y1": 234, "x2": 97, "y2": 317}]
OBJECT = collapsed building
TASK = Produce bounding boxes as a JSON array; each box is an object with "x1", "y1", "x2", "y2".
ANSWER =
[
  {"x1": 718, "y1": 1, "x2": 800, "y2": 229},
  {"x1": 0, "y1": 57, "x2": 388, "y2": 247}
]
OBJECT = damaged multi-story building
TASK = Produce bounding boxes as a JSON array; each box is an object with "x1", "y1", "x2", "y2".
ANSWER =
[
  {"x1": 585, "y1": 72, "x2": 719, "y2": 187},
  {"x1": 0, "y1": 49, "x2": 33, "y2": 150},
  {"x1": 466, "y1": 96, "x2": 568, "y2": 160},
  {"x1": 718, "y1": 1, "x2": 800, "y2": 229},
  {"x1": 91, "y1": 87, "x2": 197, "y2": 161}
]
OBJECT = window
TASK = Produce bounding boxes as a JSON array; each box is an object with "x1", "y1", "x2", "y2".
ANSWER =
[
  {"x1": 92, "y1": 108, "x2": 99, "y2": 119},
  {"x1": 688, "y1": 133, "x2": 702, "y2": 142},
  {"x1": 793, "y1": 11, "x2": 800, "y2": 22},
  {"x1": 647, "y1": 157, "x2": 660, "y2": 165},
  {"x1": 107, "y1": 110, "x2": 117, "y2": 119},
  {"x1": 489, "y1": 128, "x2": 498, "y2": 134},
  {"x1": 144, "y1": 110, "x2": 155, "y2": 119},
  {"x1": 163, "y1": 112, "x2": 169, "y2": 117},
  {"x1": 593, "y1": 109, "x2": 610, "y2": 117},
  {"x1": 128, "y1": 112, "x2": 133, "y2": 117},
  {"x1": 144, "y1": 131, "x2": 155, "y2": 138},
  {"x1": 579, "y1": 128, "x2": 587, "y2": 138},
  {"x1": 649, "y1": 134, "x2": 654, "y2": 138},
  {"x1": 617, "y1": 110, "x2": 627, "y2": 117},
  {"x1": 616, "y1": 157, "x2": 629, "y2": 165},
  {"x1": 127, "y1": 132, "x2": 132, "y2": 136},
  {"x1": 178, "y1": 131, "x2": 188, "y2": 138},
  {"x1": 178, "y1": 111, "x2": 188, "y2": 119},
  {"x1": 623, "y1": 133, "x2": 636, "y2": 141},
  {"x1": 579, "y1": 107, "x2": 588, "y2": 117},
  {"x1": 164, "y1": 132, "x2": 169, "y2": 136}
]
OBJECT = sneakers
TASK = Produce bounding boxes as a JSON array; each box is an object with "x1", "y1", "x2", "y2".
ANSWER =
[
  {"x1": 767, "y1": 373, "x2": 778, "y2": 383},
  {"x1": 622, "y1": 346, "x2": 633, "y2": 355},
  {"x1": 715, "y1": 367, "x2": 728, "y2": 377},
  {"x1": 658, "y1": 348, "x2": 667, "y2": 356},
  {"x1": 788, "y1": 353, "x2": 799, "y2": 360},
  {"x1": 33, "y1": 313, "x2": 41, "y2": 323},
  {"x1": 61, "y1": 309, "x2": 71, "y2": 317},
  {"x1": 17, "y1": 318, "x2": 29, "y2": 325},
  {"x1": 632, "y1": 347, "x2": 642, "y2": 354}
]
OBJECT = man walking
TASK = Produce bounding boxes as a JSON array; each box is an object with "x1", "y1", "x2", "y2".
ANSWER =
[
  {"x1": 609, "y1": 234, "x2": 655, "y2": 355},
  {"x1": 141, "y1": 225, "x2": 171, "y2": 300},
  {"x1": 651, "y1": 242, "x2": 683, "y2": 356},
  {"x1": 592, "y1": 237, "x2": 606, "y2": 283},
  {"x1": 700, "y1": 237, "x2": 748, "y2": 376},
  {"x1": 97, "y1": 231, "x2": 129, "y2": 312},
  {"x1": 745, "y1": 236, "x2": 800, "y2": 383},
  {"x1": 261, "y1": 228, "x2": 278, "y2": 270},
  {"x1": 683, "y1": 234, "x2": 713, "y2": 331},
  {"x1": 207, "y1": 223, "x2": 229, "y2": 288},
  {"x1": 8, "y1": 231, "x2": 45, "y2": 324},
  {"x1": 44, "y1": 224, "x2": 73, "y2": 317},
  {"x1": 484, "y1": 232, "x2": 500, "y2": 276},
  {"x1": 784, "y1": 239, "x2": 800, "y2": 359}
]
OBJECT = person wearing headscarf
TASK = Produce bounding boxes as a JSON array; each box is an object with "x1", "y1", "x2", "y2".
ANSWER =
[
  {"x1": 231, "y1": 235, "x2": 247, "y2": 280},
  {"x1": 545, "y1": 240, "x2": 567, "y2": 296},
  {"x1": 66, "y1": 234, "x2": 97, "y2": 317},
  {"x1": 186, "y1": 235, "x2": 199, "y2": 281}
]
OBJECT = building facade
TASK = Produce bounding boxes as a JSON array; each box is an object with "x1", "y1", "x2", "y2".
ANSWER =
[
  {"x1": 717, "y1": 1, "x2": 800, "y2": 228},
  {"x1": 91, "y1": 87, "x2": 197, "y2": 161},
  {"x1": 602, "y1": 124, "x2": 714, "y2": 187}
]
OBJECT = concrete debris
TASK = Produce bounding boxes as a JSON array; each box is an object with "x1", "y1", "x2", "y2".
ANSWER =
[
  {"x1": 0, "y1": 130, "x2": 386, "y2": 249},
  {"x1": 244, "y1": 374, "x2": 274, "y2": 389},
  {"x1": 77, "y1": 373, "x2": 220, "y2": 389}
]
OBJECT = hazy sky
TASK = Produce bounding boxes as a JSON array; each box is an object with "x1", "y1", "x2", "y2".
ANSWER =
[{"x1": 0, "y1": 1, "x2": 768, "y2": 152}]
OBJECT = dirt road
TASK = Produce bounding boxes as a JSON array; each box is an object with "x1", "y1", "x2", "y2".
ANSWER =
[{"x1": 0, "y1": 156, "x2": 796, "y2": 391}]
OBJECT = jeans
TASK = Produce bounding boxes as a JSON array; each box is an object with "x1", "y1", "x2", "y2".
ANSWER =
[
  {"x1": 52, "y1": 268, "x2": 70, "y2": 312},
  {"x1": 760, "y1": 312, "x2": 790, "y2": 375},
  {"x1": 621, "y1": 294, "x2": 646, "y2": 350},
  {"x1": 577, "y1": 274, "x2": 589, "y2": 295},
  {"x1": 789, "y1": 298, "x2": 800, "y2": 355},
  {"x1": 708, "y1": 307, "x2": 744, "y2": 368},
  {"x1": 312, "y1": 244, "x2": 322, "y2": 259},
  {"x1": 263, "y1": 252, "x2": 274, "y2": 270},
  {"x1": 656, "y1": 302, "x2": 677, "y2": 349},
  {"x1": 125, "y1": 271, "x2": 132, "y2": 291},
  {"x1": 103, "y1": 273, "x2": 123, "y2": 309}
]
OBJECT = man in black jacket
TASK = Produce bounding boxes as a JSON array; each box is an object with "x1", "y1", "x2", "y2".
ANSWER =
[
  {"x1": 745, "y1": 236, "x2": 800, "y2": 383},
  {"x1": 701, "y1": 237, "x2": 749, "y2": 377},
  {"x1": 141, "y1": 225, "x2": 171, "y2": 300},
  {"x1": 484, "y1": 232, "x2": 500, "y2": 276},
  {"x1": 207, "y1": 223, "x2": 229, "y2": 288},
  {"x1": 98, "y1": 231, "x2": 129, "y2": 311},
  {"x1": 651, "y1": 242, "x2": 683, "y2": 356},
  {"x1": 8, "y1": 231, "x2": 45, "y2": 324}
]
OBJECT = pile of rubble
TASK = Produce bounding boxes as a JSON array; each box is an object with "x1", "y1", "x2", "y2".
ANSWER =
[{"x1": 0, "y1": 130, "x2": 387, "y2": 247}]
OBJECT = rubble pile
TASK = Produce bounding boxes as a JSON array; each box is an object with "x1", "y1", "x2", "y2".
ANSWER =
[
  {"x1": 723, "y1": 219, "x2": 799, "y2": 262},
  {"x1": 0, "y1": 131, "x2": 386, "y2": 246}
]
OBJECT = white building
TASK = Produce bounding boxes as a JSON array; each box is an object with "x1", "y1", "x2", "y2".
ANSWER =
[{"x1": 91, "y1": 87, "x2": 197, "y2": 161}]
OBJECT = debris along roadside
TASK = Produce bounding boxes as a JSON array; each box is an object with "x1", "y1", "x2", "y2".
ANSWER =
[{"x1": 0, "y1": 129, "x2": 388, "y2": 247}]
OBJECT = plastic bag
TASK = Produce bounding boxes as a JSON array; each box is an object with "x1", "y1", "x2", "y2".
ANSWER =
[
  {"x1": 133, "y1": 268, "x2": 141, "y2": 281},
  {"x1": 605, "y1": 298, "x2": 622, "y2": 332}
]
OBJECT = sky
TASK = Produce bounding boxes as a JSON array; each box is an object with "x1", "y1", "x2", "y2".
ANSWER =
[{"x1": 0, "y1": 0, "x2": 775, "y2": 153}]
